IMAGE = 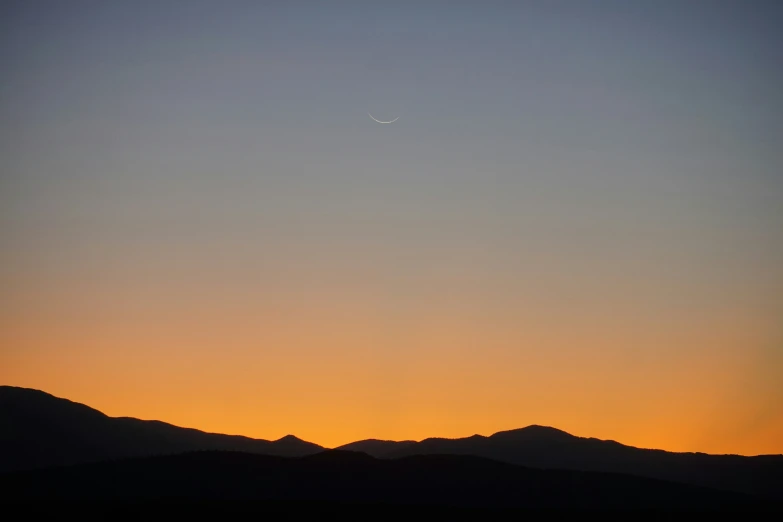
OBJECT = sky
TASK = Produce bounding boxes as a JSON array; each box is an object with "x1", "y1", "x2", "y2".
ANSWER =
[{"x1": 1, "y1": 1, "x2": 782, "y2": 455}]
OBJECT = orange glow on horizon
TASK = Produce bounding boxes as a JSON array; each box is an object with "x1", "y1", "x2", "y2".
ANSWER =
[
  {"x1": 3, "y1": 271, "x2": 781, "y2": 456},
  {"x1": 2, "y1": 0, "x2": 782, "y2": 466}
]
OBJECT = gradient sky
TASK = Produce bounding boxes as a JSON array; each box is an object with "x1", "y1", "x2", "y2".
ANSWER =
[{"x1": 2, "y1": 1, "x2": 782, "y2": 455}]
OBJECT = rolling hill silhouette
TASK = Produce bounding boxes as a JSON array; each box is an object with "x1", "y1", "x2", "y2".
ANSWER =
[
  {"x1": 0, "y1": 386, "x2": 322, "y2": 472},
  {"x1": 339, "y1": 425, "x2": 783, "y2": 500},
  {"x1": 3, "y1": 385, "x2": 782, "y2": 505},
  {"x1": 2, "y1": 450, "x2": 778, "y2": 515},
  {"x1": 336, "y1": 438, "x2": 417, "y2": 456}
]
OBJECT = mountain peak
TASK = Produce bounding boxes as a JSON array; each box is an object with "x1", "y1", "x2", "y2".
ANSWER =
[
  {"x1": 491, "y1": 425, "x2": 575, "y2": 440},
  {"x1": 524, "y1": 424, "x2": 571, "y2": 434},
  {"x1": 275, "y1": 434, "x2": 304, "y2": 443}
]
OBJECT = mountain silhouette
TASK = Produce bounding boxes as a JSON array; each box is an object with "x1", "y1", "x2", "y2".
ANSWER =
[
  {"x1": 374, "y1": 425, "x2": 783, "y2": 501},
  {"x1": 2, "y1": 385, "x2": 782, "y2": 504},
  {"x1": 336, "y1": 438, "x2": 417, "y2": 457},
  {"x1": 0, "y1": 386, "x2": 322, "y2": 472},
  {"x1": 2, "y1": 450, "x2": 778, "y2": 515}
]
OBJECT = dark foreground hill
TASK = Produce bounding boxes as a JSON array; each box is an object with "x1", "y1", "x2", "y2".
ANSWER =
[
  {"x1": 340, "y1": 426, "x2": 783, "y2": 501},
  {"x1": 0, "y1": 386, "x2": 322, "y2": 472},
  {"x1": 4, "y1": 385, "x2": 782, "y2": 503},
  {"x1": 1, "y1": 450, "x2": 779, "y2": 518}
]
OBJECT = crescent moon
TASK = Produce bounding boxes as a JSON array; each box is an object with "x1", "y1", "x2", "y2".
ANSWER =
[{"x1": 368, "y1": 113, "x2": 399, "y2": 124}]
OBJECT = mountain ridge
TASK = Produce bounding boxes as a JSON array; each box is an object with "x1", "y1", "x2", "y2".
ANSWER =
[
  {"x1": 2, "y1": 385, "x2": 782, "y2": 501},
  {"x1": 5, "y1": 385, "x2": 779, "y2": 457},
  {"x1": 0, "y1": 385, "x2": 324, "y2": 472}
]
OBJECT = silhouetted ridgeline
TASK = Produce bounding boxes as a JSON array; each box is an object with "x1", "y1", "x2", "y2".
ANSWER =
[
  {"x1": 1, "y1": 450, "x2": 779, "y2": 515},
  {"x1": 2, "y1": 385, "x2": 782, "y2": 505},
  {"x1": 339, "y1": 426, "x2": 783, "y2": 501},
  {"x1": 0, "y1": 385, "x2": 322, "y2": 472}
]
